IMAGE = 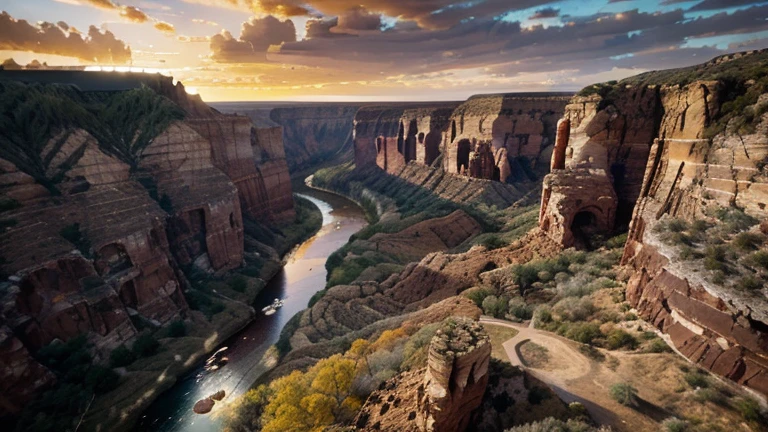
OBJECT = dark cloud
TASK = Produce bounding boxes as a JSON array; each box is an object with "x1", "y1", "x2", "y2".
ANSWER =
[
  {"x1": 529, "y1": 7, "x2": 559, "y2": 19},
  {"x1": 269, "y1": 4, "x2": 768, "y2": 81},
  {"x1": 305, "y1": 17, "x2": 351, "y2": 38},
  {"x1": 0, "y1": 11, "x2": 132, "y2": 63},
  {"x1": 337, "y1": 6, "x2": 382, "y2": 31},
  {"x1": 661, "y1": 0, "x2": 760, "y2": 11},
  {"x1": 210, "y1": 15, "x2": 296, "y2": 62}
]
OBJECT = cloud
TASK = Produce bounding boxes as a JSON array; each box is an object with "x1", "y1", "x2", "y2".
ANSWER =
[
  {"x1": 185, "y1": 0, "x2": 558, "y2": 28},
  {"x1": 337, "y1": 6, "x2": 382, "y2": 31},
  {"x1": 210, "y1": 15, "x2": 296, "y2": 62},
  {"x1": 305, "y1": 17, "x2": 350, "y2": 39},
  {"x1": 192, "y1": 18, "x2": 219, "y2": 26},
  {"x1": 0, "y1": 11, "x2": 131, "y2": 63},
  {"x1": 154, "y1": 21, "x2": 176, "y2": 33},
  {"x1": 120, "y1": 5, "x2": 150, "y2": 23},
  {"x1": 529, "y1": 7, "x2": 560, "y2": 19},
  {"x1": 661, "y1": 0, "x2": 759, "y2": 11}
]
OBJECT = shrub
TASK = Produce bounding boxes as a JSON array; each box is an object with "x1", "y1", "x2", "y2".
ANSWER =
[
  {"x1": 704, "y1": 246, "x2": 726, "y2": 272},
  {"x1": 109, "y1": 345, "x2": 136, "y2": 367},
  {"x1": 692, "y1": 388, "x2": 727, "y2": 405},
  {"x1": 506, "y1": 417, "x2": 608, "y2": 432},
  {"x1": 667, "y1": 219, "x2": 689, "y2": 233},
  {"x1": 646, "y1": 338, "x2": 672, "y2": 353},
  {"x1": 662, "y1": 417, "x2": 688, "y2": 432},
  {"x1": 733, "y1": 232, "x2": 764, "y2": 251},
  {"x1": 482, "y1": 295, "x2": 508, "y2": 318},
  {"x1": 507, "y1": 298, "x2": 533, "y2": 321},
  {"x1": 683, "y1": 371, "x2": 709, "y2": 388},
  {"x1": 746, "y1": 250, "x2": 768, "y2": 271},
  {"x1": 734, "y1": 397, "x2": 764, "y2": 423},
  {"x1": 465, "y1": 287, "x2": 492, "y2": 307},
  {"x1": 534, "y1": 305, "x2": 552, "y2": 325},
  {"x1": 554, "y1": 297, "x2": 596, "y2": 322},
  {"x1": 604, "y1": 233, "x2": 628, "y2": 249},
  {"x1": 480, "y1": 234, "x2": 506, "y2": 250},
  {"x1": 606, "y1": 329, "x2": 638, "y2": 350},
  {"x1": 610, "y1": 382, "x2": 639, "y2": 406},
  {"x1": 168, "y1": 320, "x2": 186, "y2": 337},
  {"x1": 132, "y1": 333, "x2": 160, "y2": 358},
  {"x1": 229, "y1": 275, "x2": 248, "y2": 293},
  {"x1": 736, "y1": 275, "x2": 763, "y2": 291},
  {"x1": 565, "y1": 322, "x2": 602, "y2": 345},
  {"x1": 715, "y1": 207, "x2": 757, "y2": 233}
]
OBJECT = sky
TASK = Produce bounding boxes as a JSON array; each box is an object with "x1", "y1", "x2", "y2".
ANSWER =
[{"x1": 0, "y1": 0, "x2": 767, "y2": 101}]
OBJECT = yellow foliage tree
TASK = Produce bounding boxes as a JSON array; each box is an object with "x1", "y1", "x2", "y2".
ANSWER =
[
  {"x1": 262, "y1": 354, "x2": 361, "y2": 432},
  {"x1": 370, "y1": 327, "x2": 408, "y2": 352}
]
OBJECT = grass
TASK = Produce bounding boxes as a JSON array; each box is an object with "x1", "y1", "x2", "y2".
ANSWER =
[
  {"x1": 520, "y1": 341, "x2": 550, "y2": 368},
  {"x1": 482, "y1": 323, "x2": 519, "y2": 362}
]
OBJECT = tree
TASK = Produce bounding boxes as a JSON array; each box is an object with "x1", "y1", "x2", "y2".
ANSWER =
[
  {"x1": 610, "y1": 382, "x2": 639, "y2": 407},
  {"x1": 220, "y1": 385, "x2": 273, "y2": 432},
  {"x1": 347, "y1": 339, "x2": 372, "y2": 376}
]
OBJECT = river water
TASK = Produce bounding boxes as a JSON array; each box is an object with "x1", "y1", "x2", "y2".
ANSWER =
[{"x1": 136, "y1": 188, "x2": 367, "y2": 432}]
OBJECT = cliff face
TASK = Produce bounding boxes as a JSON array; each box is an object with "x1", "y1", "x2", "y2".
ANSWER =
[
  {"x1": 354, "y1": 95, "x2": 570, "y2": 185},
  {"x1": 0, "y1": 72, "x2": 295, "y2": 415},
  {"x1": 355, "y1": 317, "x2": 491, "y2": 432},
  {"x1": 538, "y1": 50, "x2": 768, "y2": 397},
  {"x1": 215, "y1": 103, "x2": 360, "y2": 172}
]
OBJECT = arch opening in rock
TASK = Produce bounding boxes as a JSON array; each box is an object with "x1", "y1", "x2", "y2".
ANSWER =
[
  {"x1": 405, "y1": 119, "x2": 418, "y2": 162},
  {"x1": 397, "y1": 121, "x2": 405, "y2": 154},
  {"x1": 424, "y1": 131, "x2": 441, "y2": 166},
  {"x1": 571, "y1": 210, "x2": 600, "y2": 250},
  {"x1": 457, "y1": 139, "x2": 471, "y2": 174}
]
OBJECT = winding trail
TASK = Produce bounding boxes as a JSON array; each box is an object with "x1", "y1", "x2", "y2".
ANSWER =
[{"x1": 480, "y1": 317, "x2": 660, "y2": 432}]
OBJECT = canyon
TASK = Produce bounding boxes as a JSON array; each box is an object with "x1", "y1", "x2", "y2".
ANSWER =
[
  {"x1": 2, "y1": 48, "x2": 768, "y2": 432},
  {"x1": 0, "y1": 71, "x2": 295, "y2": 424}
]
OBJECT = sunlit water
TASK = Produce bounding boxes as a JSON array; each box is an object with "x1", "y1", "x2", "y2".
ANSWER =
[{"x1": 136, "y1": 189, "x2": 367, "y2": 432}]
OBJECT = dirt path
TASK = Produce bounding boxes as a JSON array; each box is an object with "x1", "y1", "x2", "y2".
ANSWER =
[{"x1": 480, "y1": 317, "x2": 664, "y2": 432}]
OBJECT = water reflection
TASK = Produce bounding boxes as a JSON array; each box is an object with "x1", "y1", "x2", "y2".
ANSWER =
[{"x1": 137, "y1": 190, "x2": 367, "y2": 432}]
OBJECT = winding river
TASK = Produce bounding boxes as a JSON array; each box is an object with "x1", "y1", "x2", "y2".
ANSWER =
[{"x1": 136, "y1": 188, "x2": 367, "y2": 432}]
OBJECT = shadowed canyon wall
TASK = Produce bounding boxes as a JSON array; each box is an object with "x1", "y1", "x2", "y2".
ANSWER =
[
  {"x1": 0, "y1": 71, "x2": 295, "y2": 414},
  {"x1": 213, "y1": 102, "x2": 360, "y2": 172},
  {"x1": 538, "y1": 50, "x2": 768, "y2": 397},
  {"x1": 354, "y1": 94, "x2": 571, "y2": 184}
]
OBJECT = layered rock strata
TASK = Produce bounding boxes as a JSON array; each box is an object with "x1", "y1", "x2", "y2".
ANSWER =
[
  {"x1": 0, "y1": 71, "x2": 296, "y2": 414},
  {"x1": 537, "y1": 50, "x2": 768, "y2": 397},
  {"x1": 353, "y1": 316, "x2": 491, "y2": 432}
]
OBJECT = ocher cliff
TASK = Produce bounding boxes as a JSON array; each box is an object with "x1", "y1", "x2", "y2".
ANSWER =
[
  {"x1": 539, "y1": 49, "x2": 768, "y2": 397},
  {"x1": 0, "y1": 71, "x2": 295, "y2": 416}
]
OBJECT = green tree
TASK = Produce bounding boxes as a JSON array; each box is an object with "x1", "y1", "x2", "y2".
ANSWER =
[{"x1": 610, "y1": 382, "x2": 639, "y2": 407}]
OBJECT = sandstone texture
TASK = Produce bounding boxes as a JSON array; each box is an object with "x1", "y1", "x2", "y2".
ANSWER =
[
  {"x1": 0, "y1": 71, "x2": 295, "y2": 414},
  {"x1": 215, "y1": 103, "x2": 360, "y2": 172},
  {"x1": 537, "y1": 50, "x2": 768, "y2": 397},
  {"x1": 354, "y1": 95, "x2": 571, "y2": 185},
  {"x1": 354, "y1": 317, "x2": 491, "y2": 432}
]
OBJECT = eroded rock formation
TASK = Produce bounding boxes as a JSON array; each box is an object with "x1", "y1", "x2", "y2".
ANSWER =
[
  {"x1": 0, "y1": 71, "x2": 295, "y2": 415},
  {"x1": 354, "y1": 317, "x2": 491, "y2": 432},
  {"x1": 537, "y1": 49, "x2": 768, "y2": 397}
]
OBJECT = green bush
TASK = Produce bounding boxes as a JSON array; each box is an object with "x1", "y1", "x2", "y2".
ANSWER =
[
  {"x1": 482, "y1": 295, "x2": 508, "y2": 318},
  {"x1": 692, "y1": 388, "x2": 727, "y2": 405},
  {"x1": 683, "y1": 371, "x2": 709, "y2": 388},
  {"x1": 606, "y1": 329, "x2": 638, "y2": 350},
  {"x1": 662, "y1": 417, "x2": 688, "y2": 432},
  {"x1": 645, "y1": 338, "x2": 672, "y2": 353},
  {"x1": 732, "y1": 232, "x2": 764, "y2": 251},
  {"x1": 734, "y1": 397, "x2": 764, "y2": 423},
  {"x1": 508, "y1": 298, "x2": 534, "y2": 321},
  {"x1": 610, "y1": 382, "x2": 639, "y2": 407},
  {"x1": 109, "y1": 345, "x2": 136, "y2": 367},
  {"x1": 704, "y1": 245, "x2": 727, "y2": 272},
  {"x1": 746, "y1": 250, "x2": 768, "y2": 271},
  {"x1": 736, "y1": 275, "x2": 763, "y2": 291},
  {"x1": 715, "y1": 207, "x2": 757, "y2": 233},
  {"x1": 132, "y1": 333, "x2": 160, "y2": 358},
  {"x1": 479, "y1": 234, "x2": 506, "y2": 250},
  {"x1": 565, "y1": 322, "x2": 602, "y2": 345},
  {"x1": 168, "y1": 320, "x2": 186, "y2": 337},
  {"x1": 465, "y1": 287, "x2": 492, "y2": 307}
]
